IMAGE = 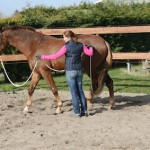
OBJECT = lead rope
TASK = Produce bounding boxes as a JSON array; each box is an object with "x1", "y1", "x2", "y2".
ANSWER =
[
  {"x1": 45, "y1": 64, "x2": 65, "y2": 73},
  {"x1": 0, "y1": 57, "x2": 93, "y2": 89},
  {"x1": 89, "y1": 56, "x2": 93, "y2": 94},
  {"x1": 0, "y1": 58, "x2": 38, "y2": 87}
]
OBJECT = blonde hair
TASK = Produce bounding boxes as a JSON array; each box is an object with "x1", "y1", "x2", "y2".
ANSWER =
[{"x1": 63, "y1": 30, "x2": 78, "y2": 42}]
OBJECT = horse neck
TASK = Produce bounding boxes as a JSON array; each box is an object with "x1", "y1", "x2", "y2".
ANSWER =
[{"x1": 7, "y1": 30, "x2": 40, "y2": 58}]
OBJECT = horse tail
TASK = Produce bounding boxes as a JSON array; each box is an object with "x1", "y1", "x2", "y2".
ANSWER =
[
  {"x1": 94, "y1": 69, "x2": 107, "y2": 95},
  {"x1": 93, "y1": 41, "x2": 112, "y2": 95},
  {"x1": 105, "y1": 40, "x2": 112, "y2": 69}
]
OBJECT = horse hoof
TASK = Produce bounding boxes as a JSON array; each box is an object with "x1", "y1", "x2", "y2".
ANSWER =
[
  {"x1": 54, "y1": 111, "x2": 63, "y2": 115},
  {"x1": 23, "y1": 106, "x2": 29, "y2": 113},
  {"x1": 107, "y1": 105, "x2": 115, "y2": 110},
  {"x1": 55, "y1": 107, "x2": 62, "y2": 114},
  {"x1": 107, "y1": 106, "x2": 112, "y2": 110},
  {"x1": 23, "y1": 109, "x2": 28, "y2": 114}
]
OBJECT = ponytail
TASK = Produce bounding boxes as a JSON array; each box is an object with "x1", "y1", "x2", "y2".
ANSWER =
[{"x1": 63, "y1": 30, "x2": 78, "y2": 42}]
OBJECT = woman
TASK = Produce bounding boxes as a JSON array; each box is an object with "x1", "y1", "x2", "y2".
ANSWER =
[{"x1": 36, "y1": 30, "x2": 93, "y2": 117}]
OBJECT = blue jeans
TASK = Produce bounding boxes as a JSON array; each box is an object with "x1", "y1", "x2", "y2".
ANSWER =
[{"x1": 66, "y1": 70, "x2": 87, "y2": 115}]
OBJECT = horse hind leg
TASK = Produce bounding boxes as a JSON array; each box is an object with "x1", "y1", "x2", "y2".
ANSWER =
[
  {"x1": 86, "y1": 70, "x2": 106, "y2": 104},
  {"x1": 86, "y1": 90, "x2": 94, "y2": 103},
  {"x1": 41, "y1": 70, "x2": 62, "y2": 114},
  {"x1": 86, "y1": 89, "x2": 94, "y2": 111},
  {"x1": 105, "y1": 73, "x2": 115, "y2": 110},
  {"x1": 23, "y1": 72, "x2": 41, "y2": 113},
  {"x1": 86, "y1": 71, "x2": 105, "y2": 110},
  {"x1": 87, "y1": 70, "x2": 115, "y2": 111}
]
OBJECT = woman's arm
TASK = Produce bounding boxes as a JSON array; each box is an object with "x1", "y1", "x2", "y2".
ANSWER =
[
  {"x1": 41, "y1": 45, "x2": 67, "y2": 60},
  {"x1": 83, "y1": 45, "x2": 93, "y2": 56}
]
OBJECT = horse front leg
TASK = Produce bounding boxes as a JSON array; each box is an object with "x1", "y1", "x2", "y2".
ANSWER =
[
  {"x1": 41, "y1": 70, "x2": 62, "y2": 114},
  {"x1": 105, "y1": 73, "x2": 115, "y2": 110},
  {"x1": 23, "y1": 72, "x2": 41, "y2": 113}
]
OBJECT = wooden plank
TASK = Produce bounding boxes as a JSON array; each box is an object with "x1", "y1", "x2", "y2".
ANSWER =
[
  {"x1": 36, "y1": 26, "x2": 150, "y2": 35},
  {"x1": 113, "y1": 53, "x2": 150, "y2": 60},
  {"x1": 1, "y1": 53, "x2": 150, "y2": 62},
  {"x1": 0, "y1": 54, "x2": 27, "y2": 62}
]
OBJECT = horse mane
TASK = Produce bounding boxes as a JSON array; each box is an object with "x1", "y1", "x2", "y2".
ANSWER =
[{"x1": 2, "y1": 26, "x2": 36, "y2": 32}]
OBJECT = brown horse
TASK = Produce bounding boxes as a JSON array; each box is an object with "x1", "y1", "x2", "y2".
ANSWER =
[{"x1": 0, "y1": 26, "x2": 115, "y2": 113}]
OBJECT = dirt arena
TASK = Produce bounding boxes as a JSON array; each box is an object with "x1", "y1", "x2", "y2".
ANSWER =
[{"x1": 0, "y1": 89, "x2": 150, "y2": 150}]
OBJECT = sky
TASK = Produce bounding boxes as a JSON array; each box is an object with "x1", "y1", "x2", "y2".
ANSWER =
[{"x1": 0, "y1": 0, "x2": 99, "y2": 17}]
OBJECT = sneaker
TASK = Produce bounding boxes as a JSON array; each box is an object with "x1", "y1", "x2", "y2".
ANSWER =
[{"x1": 81, "y1": 113, "x2": 88, "y2": 117}]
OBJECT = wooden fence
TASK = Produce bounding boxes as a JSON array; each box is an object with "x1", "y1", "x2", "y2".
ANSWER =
[{"x1": 0, "y1": 26, "x2": 150, "y2": 64}]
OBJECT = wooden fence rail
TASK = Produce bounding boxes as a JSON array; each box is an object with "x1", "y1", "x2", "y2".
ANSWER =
[
  {"x1": 36, "y1": 26, "x2": 150, "y2": 35},
  {"x1": 0, "y1": 53, "x2": 150, "y2": 62}
]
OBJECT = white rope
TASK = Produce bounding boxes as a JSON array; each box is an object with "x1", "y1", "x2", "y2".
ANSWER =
[
  {"x1": 0, "y1": 56, "x2": 92, "y2": 90},
  {"x1": 0, "y1": 59, "x2": 38, "y2": 87},
  {"x1": 45, "y1": 64, "x2": 65, "y2": 73}
]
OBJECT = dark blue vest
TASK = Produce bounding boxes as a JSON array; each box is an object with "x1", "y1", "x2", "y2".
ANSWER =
[{"x1": 65, "y1": 40, "x2": 83, "y2": 70}]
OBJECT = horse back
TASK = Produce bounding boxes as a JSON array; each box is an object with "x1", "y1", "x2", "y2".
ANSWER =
[{"x1": 38, "y1": 36, "x2": 65, "y2": 55}]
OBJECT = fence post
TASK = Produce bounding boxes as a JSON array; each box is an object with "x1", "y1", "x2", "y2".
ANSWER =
[{"x1": 127, "y1": 60, "x2": 131, "y2": 73}]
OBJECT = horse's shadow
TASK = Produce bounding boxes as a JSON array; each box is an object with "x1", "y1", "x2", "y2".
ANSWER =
[
  {"x1": 31, "y1": 94, "x2": 150, "y2": 116},
  {"x1": 89, "y1": 94, "x2": 150, "y2": 115}
]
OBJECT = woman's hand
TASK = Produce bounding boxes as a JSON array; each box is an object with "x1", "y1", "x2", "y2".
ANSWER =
[{"x1": 35, "y1": 55, "x2": 41, "y2": 60}]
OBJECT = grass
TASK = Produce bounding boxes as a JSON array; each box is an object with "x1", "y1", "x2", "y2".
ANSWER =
[
  {"x1": 0, "y1": 65, "x2": 150, "y2": 94},
  {"x1": 108, "y1": 66, "x2": 150, "y2": 94}
]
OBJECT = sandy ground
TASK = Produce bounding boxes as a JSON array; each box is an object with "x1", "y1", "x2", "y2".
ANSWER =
[{"x1": 0, "y1": 89, "x2": 150, "y2": 150}]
